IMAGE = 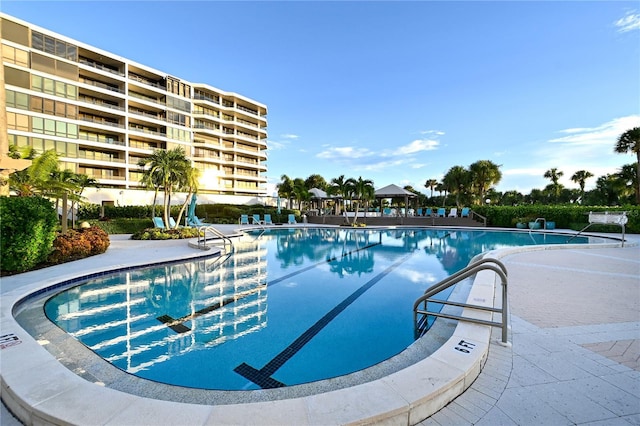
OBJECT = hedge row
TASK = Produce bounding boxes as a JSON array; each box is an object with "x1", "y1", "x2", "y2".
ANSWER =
[
  {"x1": 0, "y1": 196, "x2": 58, "y2": 272},
  {"x1": 471, "y1": 205, "x2": 639, "y2": 233}
]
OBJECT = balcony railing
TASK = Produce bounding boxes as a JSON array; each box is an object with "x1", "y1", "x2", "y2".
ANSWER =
[
  {"x1": 128, "y1": 73, "x2": 165, "y2": 90},
  {"x1": 78, "y1": 96, "x2": 124, "y2": 111},
  {"x1": 79, "y1": 77, "x2": 124, "y2": 94},
  {"x1": 129, "y1": 91, "x2": 165, "y2": 106},
  {"x1": 78, "y1": 58, "x2": 124, "y2": 76},
  {"x1": 79, "y1": 116, "x2": 124, "y2": 128}
]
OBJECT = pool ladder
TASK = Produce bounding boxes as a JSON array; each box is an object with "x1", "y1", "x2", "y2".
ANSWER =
[
  {"x1": 413, "y1": 258, "x2": 509, "y2": 345},
  {"x1": 197, "y1": 225, "x2": 234, "y2": 253}
]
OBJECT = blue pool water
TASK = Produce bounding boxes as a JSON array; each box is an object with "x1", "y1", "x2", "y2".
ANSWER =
[{"x1": 44, "y1": 228, "x2": 589, "y2": 390}]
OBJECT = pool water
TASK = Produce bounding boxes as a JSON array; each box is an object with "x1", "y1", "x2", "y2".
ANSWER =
[{"x1": 44, "y1": 228, "x2": 588, "y2": 390}]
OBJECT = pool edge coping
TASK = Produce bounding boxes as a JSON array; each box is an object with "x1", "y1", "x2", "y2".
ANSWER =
[{"x1": 0, "y1": 234, "x2": 630, "y2": 425}]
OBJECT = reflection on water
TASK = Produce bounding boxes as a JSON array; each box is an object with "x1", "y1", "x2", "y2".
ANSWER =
[{"x1": 45, "y1": 228, "x2": 588, "y2": 388}]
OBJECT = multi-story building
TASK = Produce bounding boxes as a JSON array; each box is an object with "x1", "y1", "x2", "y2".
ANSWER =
[{"x1": 1, "y1": 13, "x2": 268, "y2": 206}]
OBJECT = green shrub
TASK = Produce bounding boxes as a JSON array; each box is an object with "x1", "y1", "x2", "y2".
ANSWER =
[
  {"x1": 131, "y1": 227, "x2": 201, "y2": 240},
  {"x1": 0, "y1": 196, "x2": 58, "y2": 273},
  {"x1": 85, "y1": 218, "x2": 153, "y2": 234}
]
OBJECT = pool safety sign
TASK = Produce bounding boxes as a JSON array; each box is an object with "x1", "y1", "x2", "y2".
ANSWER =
[{"x1": 0, "y1": 333, "x2": 22, "y2": 349}]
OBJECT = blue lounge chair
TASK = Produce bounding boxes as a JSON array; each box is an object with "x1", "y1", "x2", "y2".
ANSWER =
[
  {"x1": 425, "y1": 208, "x2": 433, "y2": 217},
  {"x1": 461, "y1": 207, "x2": 470, "y2": 218},
  {"x1": 168, "y1": 217, "x2": 179, "y2": 228},
  {"x1": 288, "y1": 214, "x2": 297, "y2": 224},
  {"x1": 251, "y1": 214, "x2": 262, "y2": 225},
  {"x1": 417, "y1": 208, "x2": 423, "y2": 216},
  {"x1": 437, "y1": 208, "x2": 446, "y2": 217},
  {"x1": 152, "y1": 217, "x2": 165, "y2": 228},
  {"x1": 383, "y1": 208, "x2": 392, "y2": 216},
  {"x1": 239, "y1": 214, "x2": 250, "y2": 225},
  {"x1": 263, "y1": 214, "x2": 273, "y2": 225}
]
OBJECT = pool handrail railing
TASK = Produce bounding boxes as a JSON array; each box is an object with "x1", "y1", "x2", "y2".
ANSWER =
[{"x1": 413, "y1": 257, "x2": 509, "y2": 345}]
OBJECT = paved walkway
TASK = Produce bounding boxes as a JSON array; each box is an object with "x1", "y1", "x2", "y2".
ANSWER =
[
  {"x1": 422, "y1": 240, "x2": 640, "y2": 425},
  {"x1": 2, "y1": 229, "x2": 639, "y2": 425}
]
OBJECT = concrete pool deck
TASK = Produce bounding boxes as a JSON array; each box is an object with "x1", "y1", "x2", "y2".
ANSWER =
[{"x1": 1, "y1": 226, "x2": 638, "y2": 425}]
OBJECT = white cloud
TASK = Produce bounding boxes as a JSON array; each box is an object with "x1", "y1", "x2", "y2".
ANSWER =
[
  {"x1": 615, "y1": 10, "x2": 640, "y2": 33},
  {"x1": 281, "y1": 133, "x2": 299, "y2": 139},
  {"x1": 419, "y1": 129, "x2": 445, "y2": 136},
  {"x1": 394, "y1": 139, "x2": 439, "y2": 155},
  {"x1": 548, "y1": 115, "x2": 640, "y2": 146},
  {"x1": 316, "y1": 146, "x2": 375, "y2": 160}
]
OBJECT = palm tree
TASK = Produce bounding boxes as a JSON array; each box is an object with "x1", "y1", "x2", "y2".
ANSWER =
[
  {"x1": 570, "y1": 170, "x2": 594, "y2": 203},
  {"x1": 345, "y1": 176, "x2": 374, "y2": 225},
  {"x1": 174, "y1": 166, "x2": 200, "y2": 226},
  {"x1": 615, "y1": 127, "x2": 640, "y2": 204},
  {"x1": 292, "y1": 178, "x2": 310, "y2": 210},
  {"x1": 304, "y1": 174, "x2": 327, "y2": 191},
  {"x1": 277, "y1": 174, "x2": 294, "y2": 209},
  {"x1": 469, "y1": 160, "x2": 502, "y2": 205},
  {"x1": 424, "y1": 179, "x2": 438, "y2": 199},
  {"x1": 442, "y1": 165, "x2": 470, "y2": 208},
  {"x1": 544, "y1": 168, "x2": 564, "y2": 200},
  {"x1": 328, "y1": 175, "x2": 350, "y2": 214},
  {"x1": 9, "y1": 149, "x2": 60, "y2": 196},
  {"x1": 138, "y1": 147, "x2": 191, "y2": 228}
]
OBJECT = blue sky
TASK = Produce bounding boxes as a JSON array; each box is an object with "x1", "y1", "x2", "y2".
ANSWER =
[{"x1": 4, "y1": 1, "x2": 639, "y2": 196}]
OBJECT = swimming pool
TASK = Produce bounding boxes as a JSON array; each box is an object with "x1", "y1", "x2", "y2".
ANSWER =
[{"x1": 43, "y1": 228, "x2": 589, "y2": 391}]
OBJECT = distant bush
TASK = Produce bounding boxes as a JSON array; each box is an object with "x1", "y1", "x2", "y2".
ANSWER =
[
  {"x1": 86, "y1": 218, "x2": 153, "y2": 234},
  {"x1": 0, "y1": 196, "x2": 58, "y2": 273}
]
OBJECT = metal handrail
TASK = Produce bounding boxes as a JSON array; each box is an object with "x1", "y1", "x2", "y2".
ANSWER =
[
  {"x1": 197, "y1": 225, "x2": 234, "y2": 252},
  {"x1": 413, "y1": 258, "x2": 509, "y2": 344}
]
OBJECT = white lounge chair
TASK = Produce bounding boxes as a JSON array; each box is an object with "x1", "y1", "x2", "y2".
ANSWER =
[{"x1": 448, "y1": 208, "x2": 458, "y2": 217}]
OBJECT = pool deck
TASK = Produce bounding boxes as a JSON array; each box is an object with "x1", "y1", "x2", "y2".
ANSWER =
[{"x1": 1, "y1": 225, "x2": 638, "y2": 425}]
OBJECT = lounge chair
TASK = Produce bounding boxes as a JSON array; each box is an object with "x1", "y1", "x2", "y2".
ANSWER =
[
  {"x1": 152, "y1": 217, "x2": 165, "y2": 229},
  {"x1": 263, "y1": 214, "x2": 273, "y2": 225},
  {"x1": 425, "y1": 208, "x2": 433, "y2": 217},
  {"x1": 251, "y1": 214, "x2": 262, "y2": 225},
  {"x1": 417, "y1": 208, "x2": 423, "y2": 216},
  {"x1": 168, "y1": 217, "x2": 179, "y2": 228},
  {"x1": 461, "y1": 207, "x2": 470, "y2": 218},
  {"x1": 288, "y1": 214, "x2": 297, "y2": 224},
  {"x1": 383, "y1": 208, "x2": 392, "y2": 216},
  {"x1": 239, "y1": 214, "x2": 250, "y2": 225},
  {"x1": 448, "y1": 208, "x2": 458, "y2": 217},
  {"x1": 437, "y1": 208, "x2": 446, "y2": 217}
]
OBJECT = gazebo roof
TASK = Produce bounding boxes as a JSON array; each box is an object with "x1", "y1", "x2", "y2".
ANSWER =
[
  {"x1": 308, "y1": 188, "x2": 330, "y2": 199},
  {"x1": 374, "y1": 184, "x2": 416, "y2": 197}
]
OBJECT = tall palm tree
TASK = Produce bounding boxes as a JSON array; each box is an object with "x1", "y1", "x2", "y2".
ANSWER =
[
  {"x1": 138, "y1": 147, "x2": 190, "y2": 228},
  {"x1": 292, "y1": 178, "x2": 309, "y2": 210},
  {"x1": 174, "y1": 166, "x2": 200, "y2": 226},
  {"x1": 544, "y1": 168, "x2": 564, "y2": 200},
  {"x1": 469, "y1": 160, "x2": 502, "y2": 205},
  {"x1": 328, "y1": 175, "x2": 350, "y2": 214},
  {"x1": 615, "y1": 127, "x2": 640, "y2": 204},
  {"x1": 424, "y1": 179, "x2": 438, "y2": 199},
  {"x1": 345, "y1": 176, "x2": 374, "y2": 225},
  {"x1": 570, "y1": 170, "x2": 594, "y2": 203},
  {"x1": 9, "y1": 149, "x2": 60, "y2": 197},
  {"x1": 277, "y1": 174, "x2": 294, "y2": 209}
]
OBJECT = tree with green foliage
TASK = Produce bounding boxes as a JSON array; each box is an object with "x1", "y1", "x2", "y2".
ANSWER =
[
  {"x1": 469, "y1": 160, "x2": 502, "y2": 205},
  {"x1": 570, "y1": 170, "x2": 594, "y2": 204},
  {"x1": 292, "y1": 178, "x2": 309, "y2": 210},
  {"x1": 328, "y1": 175, "x2": 350, "y2": 214},
  {"x1": 443, "y1": 165, "x2": 470, "y2": 208},
  {"x1": 345, "y1": 176, "x2": 374, "y2": 225},
  {"x1": 543, "y1": 168, "x2": 564, "y2": 201},
  {"x1": 424, "y1": 178, "x2": 438, "y2": 199},
  {"x1": 277, "y1": 174, "x2": 295, "y2": 210},
  {"x1": 137, "y1": 147, "x2": 191, "y2": 228},
  {"x1": 304, "y1": 174, "x2": 327, "y2": 191},
  {"x1": 615, "y1": 127, "x2": 640, "y2": 204}
]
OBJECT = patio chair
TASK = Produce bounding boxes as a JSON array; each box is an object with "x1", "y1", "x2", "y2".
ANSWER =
[
  {"x1": 251, "y1": 214, "x2": 262, "y2": 225},
  {"x1": 417, "y1": 208, "x2": 423, "y2": 216},
  {"x1": 383, "y1": 208, "x2": 392, "y2": 216},
  {"x1": 288, "y1": 214, "x2": 297, "y2": 224},
  {"x1": 239, "y1": 214, "x2": 250, "y2": 225},
  {"x1": 437, "y1": 208, "x2": 446, "y2": 217},
  {"x1": 168, "y1": 217, "x2": 180, "y2": 228},
  {"x1": 461, "y1": 207, "x2": 470, "y2": 218},
  {"x1": 263, "y1": 214, "x2": 273, "y2": 225},
  {"x1": 425, "y1": 208, "x2": 433, "y2": 217},
  {"x1": 152, "y1": 217, "x2": 165, "y2": 229},
  {"x1": 448, "y1": 208, "x2": 458, "y2": 217}
]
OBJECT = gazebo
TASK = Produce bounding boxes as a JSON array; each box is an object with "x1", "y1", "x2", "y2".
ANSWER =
[
  {"x1": 374, "y1": 184, "x2": 416, "y2": 217},
  {"x1": 308, "y1": 188, "x2": 333, "y2": 214}
]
